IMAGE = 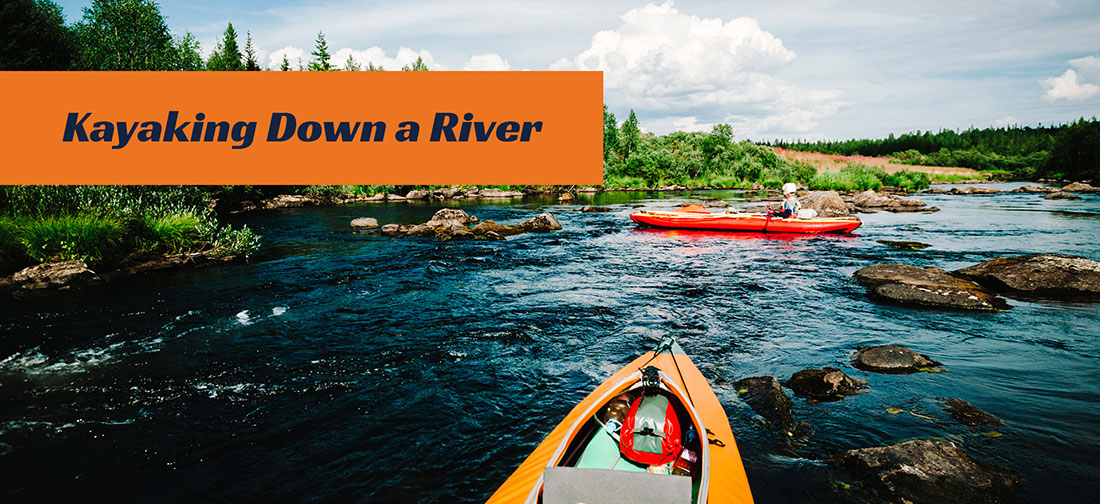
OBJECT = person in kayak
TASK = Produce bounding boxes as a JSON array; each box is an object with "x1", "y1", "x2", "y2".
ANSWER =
[{"x1": 769, "y1": 183, "x2": 801, "y2": 218}]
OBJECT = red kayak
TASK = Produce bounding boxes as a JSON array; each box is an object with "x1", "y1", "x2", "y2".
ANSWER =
[{"x1": 630, "y1": 204, "x2": 861, "y2": 234}]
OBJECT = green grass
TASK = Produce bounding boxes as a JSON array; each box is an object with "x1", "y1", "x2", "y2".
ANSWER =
[
  {"x1": 929, "y1": 173, "x2": 981, "y2": 183},
  {"x1": 807, "y1": 164, "x2": 885, "y2": 191},
  {"x1": 19, "y1": 215, "x2": 126, "y2": 265},
  {"x1": 881, "y1": 169, "x2": 932, "y2": 191},
  {"x1": 140, "y1": 214, "x2": 202, "y2": 254}
]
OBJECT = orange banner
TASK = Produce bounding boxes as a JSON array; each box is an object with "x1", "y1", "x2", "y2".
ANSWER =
[{"x1": 0, "y1": 71, "x2": 603, "y2": 185}]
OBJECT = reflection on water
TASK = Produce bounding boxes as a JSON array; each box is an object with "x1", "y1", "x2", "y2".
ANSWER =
[{"x1": 1, "y1": 183, "x2": 1098, "y2": 503}]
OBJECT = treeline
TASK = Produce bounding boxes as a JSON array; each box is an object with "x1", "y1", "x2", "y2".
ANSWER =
[
  {"x1": 770, "y1": 119, "x2": 1100, "y2": 181},
  {"x1": 0, "y1": 0, "x2": 429, "y2": 72}
]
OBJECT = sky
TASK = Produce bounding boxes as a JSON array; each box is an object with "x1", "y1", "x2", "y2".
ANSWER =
[{"x1": 55, "y1": 0, "x2": 1100, "y2": 141}]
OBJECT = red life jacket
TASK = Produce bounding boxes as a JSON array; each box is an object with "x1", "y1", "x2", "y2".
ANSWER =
[{"x1": 619, "y1": 393, "x2": 682, "y2": 465}]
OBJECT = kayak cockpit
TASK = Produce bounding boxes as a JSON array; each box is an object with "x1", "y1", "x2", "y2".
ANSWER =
[{"x1": 544, "y1": 370, "x2": 706, "y2": 503}]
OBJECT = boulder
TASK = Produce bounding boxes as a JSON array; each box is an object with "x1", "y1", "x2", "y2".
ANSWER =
[
  {"x1": 479, "y1": 188, "x2": 525, "y2": 198},
  {"x1": 405, "y1": 190, "x2": 430, "y2": 200},
  {"x1": 709, "y1": 200, "x2": 730, "y2": 208},
  {"x1": 469, "y1": 220, "x2": 525, "y2": 238},
  {"x1": 953, "y1": 253, "x2": 1100, "y2": 298},
  {"x1": 852, "y1": 190, "x2": 930, "y2": 213},
  {"x1": 800, "y1": 191, "x2": 849, "y2": 217},
  {"x1": 951, "y1": 186, "x2": 1000, "y2": 195},
  {"x1": 558, "y1": 193, "x2": 574, "y2": 201},
  {"x1": 923, "y1": 188, "x2": 952, "y2": 194},
  {"x1": 261, "y1": 194, "x2": 316, "y2": 209},
  {"x1": 1061, "y1": 182, "x2": 1099, "y2": 193},
  {"x1": 0, "y1": 260, "x2": 102, "y2": 298},
  {"x1": 424, "y1": 208, "x2": 479, "y2": 230},
  {"x1": 1042, "y1": 191, "x2": 1081, "y2": 200},
  {"x1": 876, "y1": 240, "x2": 931, "y2": 250},
  {"x1": 1012, "y1": 184, "x2": 1057, "y2": 193},
  {"x1": 579, "y1": 206, "x2": 612, "y2": 213},
  {"x1": 364, "y1": 192, "x2": 387, "y2": 201},
  {"x1": 853, "y1": 263, "x2": 1009, "y2": 310},
  {"x1": 939, "y1": 398, "x2": 1003, "y2": 427},
  {"x1": 435, "y1": 187, "x2": 464, "y2": 199},
  {"x1": 379, "y1": 224, "x2": 405, "y2": 236},
  {"x1": 520, "y1": 212, "x2": 563, "y2": 232},
  {"x1": 735, "y1": 376, "x2": 799, "y2": 436},
  {"x1": 386, "y1": 194, "x2": 408, "y2": 201},
  {"x1": 830, "y1": 439, "x2": 1019, "y2": 504},
  {"x1": 350, "y1": 217, "x2": 378, "y2": 229},
  {"x1": 784, "y1": 367, "x2": 867, "y2": 401},
  {"x1": 853, "y1": 345, "x2": 940, "y2": 374}
]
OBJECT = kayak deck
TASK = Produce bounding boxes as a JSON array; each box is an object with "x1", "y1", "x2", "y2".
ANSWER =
[
  {"x1": 487, "y1": 341, "x2": 753, "y2": 504},
  {"x1": 630, "y1": 209, "x2": 861, "y2": 234}
]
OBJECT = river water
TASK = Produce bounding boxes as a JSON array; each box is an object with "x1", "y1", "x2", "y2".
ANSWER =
[{"x1": 2, "y1": 184, "x2": 1098, "y2": 503}]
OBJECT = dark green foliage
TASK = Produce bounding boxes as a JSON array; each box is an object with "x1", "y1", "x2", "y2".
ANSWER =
[
  {"x1": 0, "y1": 218, "x2": 31, "y2": 274},
  {"x1": 619, "y1": 110, "x2": 640, "y2": 159},
  {"x1": 206, "y1": 22, "x2": 244, "y2": 71},
  {"x1": 308, "y1": 31, "x2": 332, "y2": 71},
  {"x1": 0, "y1": 0, "x2": 75, "y2": 70},
  {"x1": 172, "y1": 31, "x2": 203, "y2": 70},
  {"x1": 244, "y1": 31, "x2": 260, "y2": 71},
  {"x1": 1047, "y1": 118, "x2": 1100, "y2": 181},
  {"x1": 342, "y1": 54, "x2": 360, "y2": 71},
  {"x1": 807, "y1": 165, "x2": 930, "y2": 191},
  {"x1": 603, "y1": 104, "x2": 619, "y2": 161},
  {"x1": 772, "y1": 119, "x2": 1099, "y2": 180},
  {"x1": 74, "y1": 0, "x2": 175, "y2": 70}
]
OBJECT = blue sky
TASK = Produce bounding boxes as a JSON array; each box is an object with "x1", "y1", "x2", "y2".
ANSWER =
[{"x1": 56, "y1": 0, "x2": 1100, "y2": 140}]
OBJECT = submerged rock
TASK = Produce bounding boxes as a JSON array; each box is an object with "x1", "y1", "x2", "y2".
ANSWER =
[
  {"x1": 579, "y1": 206, "x2": 612, "y2": 212},
  {"x1": 830, "y1": 439, "x2": 1019, "y2": 504},
  {"x1": 853, "y1": 345, "x2": 940, "y2": 374},
  {"x1": 800, "y1": 190, "x2": 850, "y2": 217},
  {"x1": 380, "y1": 209, "x2": 560, "y2": 240},
  {"x1": 735, "y1": 376, "x2": 797, "y2": 434},
  {"x1": 784, "y1": 367, "x2": 867, "y2": 401},
  {"x1": 940, "y1": 398, "x2": 1003, "y2": 427},
  {"x1": 853, "y1": 264, "x2": 1009, "y2": 310},
  {"x1": 953, "y1": 253, "x2": 1100, "y2": 298},
  {"x1": 1042, "y1": 191, "x2": 1081, "y2": 200},
  {"x1": 479, "y1": 188, "x2": 525, "y2": 198},
  {"x1": 951, "y1": 186, "x2": 1001, "y2": 195},
  {"x1": 877, "y1": 240, "x2": 932, "y2": 250}
]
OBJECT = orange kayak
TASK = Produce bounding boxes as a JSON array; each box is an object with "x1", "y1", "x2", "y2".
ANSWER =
[
  {"x1": 487, "y1": 340, "x2": 754, "y2": 504},
  {"x1": 631, "y1": 204, "x2": 861, "y2": 234}
]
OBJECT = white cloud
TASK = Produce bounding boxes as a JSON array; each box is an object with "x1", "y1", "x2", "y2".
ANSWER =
[
  {"x1": 1041, "y1": 56, "x2": 1100, "y2": 101},
  {"x1": 463, "y1": 53, "x2": 511, "y2": 71},
  {"x1": 550, "y1": 1, "x2": 844, "y2": 138},
  {"x1": 266, "y1": 46, "x2": 441, "y2": 71},
  {"x1": 993, "y1": 116, "x2": 1018, "y2": 127}
]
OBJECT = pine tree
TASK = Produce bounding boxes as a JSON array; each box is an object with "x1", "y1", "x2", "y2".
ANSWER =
[
  {"x1": 619, "y1": 110, "x2": 640, "y2": 158},
  {"x1": 308, "y1": 31, "x2": 332, "y2": 71},
  {"x1": 366, "y1": 62, "x2": 383, "y2": 71},
  {"x1": 279, "y1": 54, "x2": 289, "y2": 71},
  {"x1": 342, "y1": 54, "x2": 360, "y2": 71},
  {"x1": 172, "y1": 31, "x2": 203, "y2": 71},
  {"x1": 401, "y1": 56, "x2": 428, "y2": 71},
  {"x1": 244, "y1": 31, "x2": 259, "y2": 71},
  {"x1": 206, "y1": 22, "x2": 243, "y2": 70}
]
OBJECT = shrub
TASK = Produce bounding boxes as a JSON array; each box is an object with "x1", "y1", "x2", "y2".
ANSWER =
[
  {"x1": 140, "y1": 214, "x2": 202, "y2": 254},
  {"x1": 881, "y1": 169, "x2": 931, "y2": 190},
  {"x1": 0, "y1": 218, "x2": 31, "y2": 274}
]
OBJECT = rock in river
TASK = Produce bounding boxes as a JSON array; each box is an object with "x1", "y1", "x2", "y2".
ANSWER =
[
  {"x1": 0, "y1": 260, "x2": 102, "y2": 299},
  {"x1": 579, "y1": 206, "x2": 612, "y2": 213},
  {"x1": 876, "y1": 240, "x2": 931, "y2": 250},
  {"x1": 853, "y1": 263, "x2": 1009, "y2": 310},
  {"x1": 784, "y1": 367, "x2": 867, "y2": 401},
  {"x1": 1011, "y1": 184, "x2": 1058, "y2": 193},
  {"x1": 852, "y1": 190, "x2": 933, "y2": 213},
  {"x1": 519, "y1": 212, "x2": 563, "y2": 232},
  {"x1": 940, "y1": 398, "x2": 1003, "y2": 427},
  {"x1": 853, "y1": 345, "x2": 940, "y2": 374},
  {"x1": 799, "y1": 190, "x2": 849, "y2": 217},
  {"x1": 1061, "y1": 182, "x2": 1100, "y2": 193},
  {"x1": 1042, "y1": 191, "x2": 1081, "y2": 200},
  {"x1": 350, "y1": 217, "x2": 378, "y2": 229},
  {"x1": 735, "y1": 376, "x2": 797, "y2": 435},
  {"x1": 830, "y1": 439, "x2": 1019, "y2": 504},
  {"x1": 381, "y1": 209, "x2": 560, "y2": 240},
  {"x1": 953, "y1": 253, "x2": 1100, "y2": 298}
]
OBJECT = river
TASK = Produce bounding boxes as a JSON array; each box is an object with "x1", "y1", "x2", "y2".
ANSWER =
[{"x1": 2, "y1": 184, "x2": 1098, "y2": 503}]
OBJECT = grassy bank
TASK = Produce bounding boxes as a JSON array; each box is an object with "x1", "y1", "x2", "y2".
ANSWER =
[{"x1": 0, "y1": 186, "x2": 259, "y2": 276}]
